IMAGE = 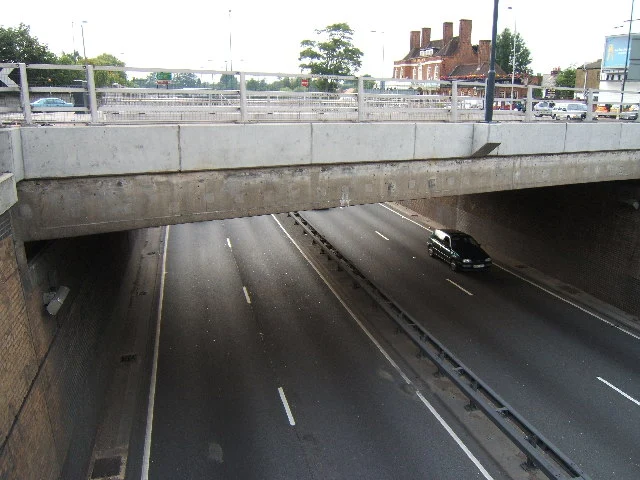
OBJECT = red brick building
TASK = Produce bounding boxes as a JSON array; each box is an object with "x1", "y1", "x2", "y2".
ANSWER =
[{"x1": 393, "y1": 19, "x2": 509, "y2": 86}]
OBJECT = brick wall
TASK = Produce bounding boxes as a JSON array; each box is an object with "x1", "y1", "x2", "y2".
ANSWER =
[
  {"x1": 0, "y1": 212, "x2": 146, "y2": 480},
  {"x1": 399, "y1": 181, "x2": 640, "y2": 320}
]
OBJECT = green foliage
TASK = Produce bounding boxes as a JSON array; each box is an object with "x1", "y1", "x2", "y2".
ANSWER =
[
  {"x1": 495, "y1": 28, "x2": 532, "y2": 75},
  {"x1": 92, "y1": 53, "x2": 127, "y2": 87},
  {"x1": 554, "y1": 67, "x2": 577, "y2": 99},
  {"x1": 170, "y1": 72, "x2": 202, "y2": 88},
  {"x1": 299, "y1": 23, "x2": 363, "y2": 91},
  {"x1": 0, "y1": 23, "x2": 57, "y2": 86}
]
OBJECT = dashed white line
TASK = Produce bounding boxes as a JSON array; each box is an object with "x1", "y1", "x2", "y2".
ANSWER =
[
  {"x1": 375, "y1": 230, "x2": 389, "y2": 241},
  {"x1": 243, "y1": 286, "x2": 252, "y2": 304},
  {"x1": 278, "y1": 387, "x2": 296, "y2": 426},
  {"x1": 446, "y1": 278, "x2": 474, "y2": 296},
  {"x1": 227, "y1": 238, "x2": 232, "y2": 250},
  {"x1": 271, "y1": 214, "x2": 493, "y2": 479},
  {"x1": 597, "y1": 377, "x2": 640, "y2": 406}
]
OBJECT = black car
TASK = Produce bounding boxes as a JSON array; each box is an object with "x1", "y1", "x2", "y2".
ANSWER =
[{"x1": 427, "y1": 229, "x2": 492, "y2": 272}]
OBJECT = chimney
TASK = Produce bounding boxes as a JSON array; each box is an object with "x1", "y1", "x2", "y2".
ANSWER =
[
  {"x1": 443, "y1": 22, "x2": 453, "y2": 44},
  {"x1": 421, "y1": 28, "x2": 431, "y2": 48},
  {"x1": 478, "y1": 40, "x2": 491, "y2": 63},
  {"x1": 410, "y1": 30, "x2": 421, "y2": 50},
  {"x1": 459, "y1": 19, "x2": 472, "y2": 46}
]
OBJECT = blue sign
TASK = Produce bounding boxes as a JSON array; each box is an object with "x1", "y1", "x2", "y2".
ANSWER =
[{"x1": 603, "y1": 36, "x2": 630, "y2": 68}]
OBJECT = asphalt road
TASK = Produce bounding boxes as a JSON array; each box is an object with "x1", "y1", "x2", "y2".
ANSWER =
[
  {"x1": 146, "y1": 216, "x2": 508, "y2": 479},
  {"x1": 301, "y1": 203, "x2": 640, "y2": 480}
]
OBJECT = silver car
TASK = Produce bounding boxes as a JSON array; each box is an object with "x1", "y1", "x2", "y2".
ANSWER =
[{"x1": 533, "y1": 101, "x2": 555, "y2": 117}]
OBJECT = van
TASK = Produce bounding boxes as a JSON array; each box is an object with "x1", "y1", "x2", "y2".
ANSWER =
[{"x1": 551, "y1": 102, "x2": 588, "y2": 120}]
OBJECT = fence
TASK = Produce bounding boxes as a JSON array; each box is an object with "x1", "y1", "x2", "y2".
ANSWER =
[{"x1": 0, "y1": 63, "x2": 637, "y2": 125}]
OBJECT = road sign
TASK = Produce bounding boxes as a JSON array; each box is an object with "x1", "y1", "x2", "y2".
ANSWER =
[
  {"x1": 157, "y1": 72, "x2": 172, "y2": 81},
  {"x1": 0, "y1": 68, "x2": 18, "y2": 88},
  {"x1": 301, "y1": 78, "x2": 309, "y2": 87}
]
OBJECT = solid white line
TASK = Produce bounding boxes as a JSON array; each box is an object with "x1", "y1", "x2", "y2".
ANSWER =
[
  {"x1": 227, "y1": 237, "x2": 232, "y2": 250},
  {"x1": 377, "y1": 203, "x2": 432, "y2": 232},
  {"x1": 446, "y1": 278, "x2": 474, "y2": 296},
  {"x1": 416, "y1": 391, "x2": 495, "y2": 480},
  {"x1": 278, "y1": 387, "x2": 296, "y2": 426},
  {"x1": 496, "y1": 264, "x2": 640, "y2": 340},
  {"x1": 375, "y1": 230, "x2": 389, "y2": 241},
  {"x1": 243, "y1": 286, "x2": 251, "y2": 304},
  {"x1": 272, "y1": 214, "x2": 493, "y2": 478},
  {"x1": 142, "y1": 225, "x2": 170, "y2": 480},
  {"x1": 597, "y1": 377, "x2": 640, "y2": 406}
]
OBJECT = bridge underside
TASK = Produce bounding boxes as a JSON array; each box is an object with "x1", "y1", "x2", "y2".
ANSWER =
[{"x1": 13, "y1": 151, "x2": 640, "y2": 241}]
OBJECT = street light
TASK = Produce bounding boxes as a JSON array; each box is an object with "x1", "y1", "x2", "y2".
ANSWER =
[
  {"x1": 485, "y1": 0, "x2": 500, "y2": 122},
  {"x1": 80, "y1": 20, "x2": 88, "y2": 65},
  {"x1": 620, "y1": 0, "x2": 637, "y2": 108},
  {"x1": 508, "y1": 6, "x2": 517, "y2": 108},
  {"x1": 228, "y1": 9, "x2": 233, "y2": 71},
  {"x1": 370, "y1": 30, "x2": 386, "y2": 86}
]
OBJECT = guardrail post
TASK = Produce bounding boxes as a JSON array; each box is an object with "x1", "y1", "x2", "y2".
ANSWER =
[
  {"x1": 586, "y1": 89, "x2": 595, "y2": 122},
  {"x1": 450, "y1": 81, "x2": 458, "y2": 123},
  {"x1": 239, "y1": 72, "x2": 247, "y2": 122},
  {"x1": 85, "y1": 65, "x2": 98, "y2": 123},
  {"x1": 524, "y1": 85, "x2": 533, "y2": 122},
  {"x1": 18, "y1": 63, "x2": 32, "y2": 124},
  {"x1": 357, "y1": 76, "x2": 365, "y2": 122}
]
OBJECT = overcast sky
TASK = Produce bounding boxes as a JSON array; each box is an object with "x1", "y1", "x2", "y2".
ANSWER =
[{"x1": 3, "y1": 0, "x2": 637, "y2": 77}]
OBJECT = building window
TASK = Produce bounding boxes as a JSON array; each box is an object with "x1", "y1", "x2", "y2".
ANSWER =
[{"x1": 434, "y1": 65, "x2": 439, "y2": 80}]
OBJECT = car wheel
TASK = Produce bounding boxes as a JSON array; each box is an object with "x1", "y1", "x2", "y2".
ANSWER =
[
  {"x1": 428, "y1": 245, "x2": 434, "y2": 257},
  {"x1": 450, "y1": 260, "x2": 458, "y2": 272}
]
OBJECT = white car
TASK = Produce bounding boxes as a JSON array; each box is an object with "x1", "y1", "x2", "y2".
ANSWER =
[
  {"x1": 551, "y1": 102, "x2": 588, "y2": 121},
  {"x1": 533, "y1": 101, "x2": 555, "y2": 117}
]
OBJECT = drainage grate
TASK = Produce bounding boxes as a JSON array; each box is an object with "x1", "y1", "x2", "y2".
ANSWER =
[{"x1": 91, "y1": 456, "x2": 121, "y2": 478}]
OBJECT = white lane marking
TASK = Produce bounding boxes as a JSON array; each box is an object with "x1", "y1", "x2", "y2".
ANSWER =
[
  {"x1": 416, "y1": 391, "x2": 495, "y2": 480},
  {"x1": 378, "y1": 203, "x2": 432, "y2": 232},
  {"x1": 227, "y1": 237, "x2": 232, "y2": 250},
  {"x1": 278, "y1": 387, "x2": 296, "y2": 426},
  {"x1": 272, "y1": 214, "x2": 493, "y2": 479},
  {"x1": 446, "y1": 278, "x2": 474, "y2": 296},
  {"x1": 496, "y1": 264, "x2": 640, "y2": 340},
  {"x1": 243, "y1": 286, "x2": 252, "y2": 304},
  {"x1": 142, "y1": 225, "x2": 171, "y2": 480},
  {"x1": 597, "y1": 377, "x2": 640, "y2": 406},
  {"x1": 375, "y1": 230, "x2": 389, "y2": 241},
  {"x1": 380, "y1": 204, "x2": 638, "y2": 341}
]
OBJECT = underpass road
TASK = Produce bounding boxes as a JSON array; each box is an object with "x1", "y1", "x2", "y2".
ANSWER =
[
  {"x1": 301, "y1": 203, "x2": 640, "y2": 480},
  {"x1": 147, "y1": 217, "x2": 508, "y2": 479}
]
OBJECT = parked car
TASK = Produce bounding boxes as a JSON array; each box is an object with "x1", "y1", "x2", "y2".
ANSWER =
[
  {"x1": 619, "y1": 104, "x2": 638, "y2": 120},
  {"x1": 30, "y1": 97, "x2": 74, "y2": 110},
  {"x1": 427, "y1": 229, "x2": 492, "y2": 272},
  {"x1": 533, "y1": 101, "x2": 555, "y2": 117},
  {"x1": 551, "y1": 102, "x2": 588, "y2": 120}
]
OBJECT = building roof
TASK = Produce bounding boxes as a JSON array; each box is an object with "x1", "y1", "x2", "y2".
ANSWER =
[{"x1": 444, "y1": 62, "x2": 507, "y2": 80}]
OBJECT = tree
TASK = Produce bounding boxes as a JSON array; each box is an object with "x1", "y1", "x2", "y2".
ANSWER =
[
  {"x1": 495, "y1": 28, "x2": 532, "y2": 76},
  {"x1": 0, "y1": 23, "x2": 57, "y2": 85},
  {"x1": 554, "y1": 67, "x2": 577, "y2": 99},
  {"x1": 299, "y1": 23, "x2": 363, "y2": 92},
  {"x1": 91, "y1": 53, "x2": 127, "y2": 87}
]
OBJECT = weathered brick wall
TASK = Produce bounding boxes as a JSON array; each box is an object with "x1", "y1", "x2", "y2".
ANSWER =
[
  {"x1": 399, "y1": 180, "x2": 640, "y2": 320},
  {"x1": 0, "y1": 211, "x2": 145, "y2": 480}
]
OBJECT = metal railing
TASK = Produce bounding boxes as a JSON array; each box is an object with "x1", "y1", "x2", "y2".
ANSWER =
[
  {"x1": 290, "y1": 211, "x2": 591, "y2": 480},
  {"x1": 0, "y1": 62, "x2": 638, "y2": 125}
]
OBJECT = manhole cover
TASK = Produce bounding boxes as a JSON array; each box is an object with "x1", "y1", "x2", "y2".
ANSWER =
[{"x1": 91, "y1": 456, "x2": 121, "y2": 478}]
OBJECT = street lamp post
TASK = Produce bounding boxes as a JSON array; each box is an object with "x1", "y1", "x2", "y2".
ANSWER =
[
  {"x1": 80, "y1": 21, "x2": 88, "y2": 65},
  {"x1": 620, "y1": 0, "x2": 636, "y2": 108},
  {"x1": 370, "y1": 30, "x2": 386, "y2": 89},
  {"x1": 508, "y1": 6, "x2": 517, "y2": 108},
  {"x1": 228, "y1": 9, "x2": 233, "y2": 71},
  {"x1": 485, "y1": 0, "x2": 500, "y2": 122}
]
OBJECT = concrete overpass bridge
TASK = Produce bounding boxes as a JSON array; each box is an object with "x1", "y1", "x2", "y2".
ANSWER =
[{"x1": 1, "y1": 121, "x2": 640, "y2": 241}]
